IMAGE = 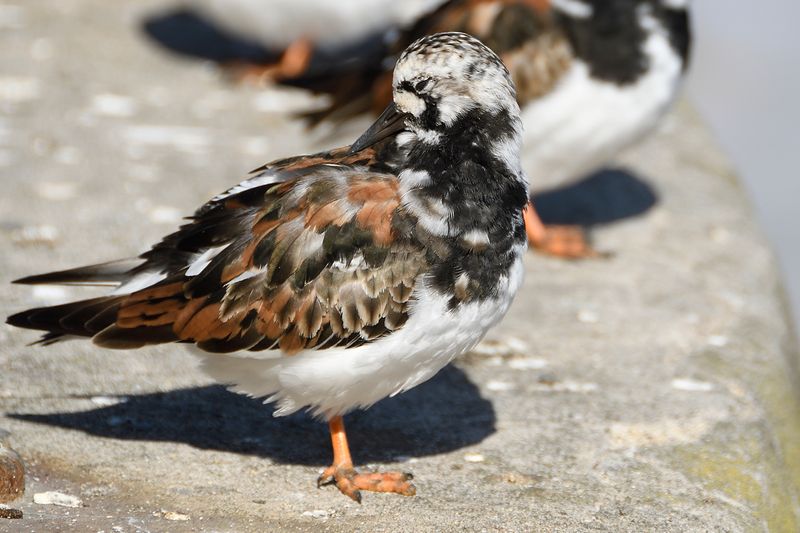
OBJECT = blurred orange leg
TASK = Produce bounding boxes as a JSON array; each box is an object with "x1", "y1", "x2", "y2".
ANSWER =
[
  {"x1": 523, "y1": 202, "x2": 598, "y2": 259},
  {"x1": 225, "y1": 37, "x2": 314, "y2": 85}
]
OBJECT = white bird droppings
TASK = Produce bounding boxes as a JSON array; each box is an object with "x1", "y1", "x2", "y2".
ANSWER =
[
  {"x1": 33, "y1": 491, "x2": 83, "y2": 508},
  {"x1": 671, "y1": 378, "x2": 714, "y2": 392},
  {"x1": 463, "y1": 453, "x2": 486, "y2": 463},
  {"x1": 148, "y1": 205, "x2": 183, "y2": 224},
  {"x1": 707, "y1": 335, "x2": 729, "y2": 347},
  {"x1": 486, "y1": 380, "x2": 515, "y2": 392},
  {"x1": 91, "y1": 93, "x2": 138, "y2": 118},
  {"x1": 161, "y1": 510, "x2": 190, "y2": 521},
  {"x1": 91, "y1": 396, "x2": 127, "y2": 407},
  {"x1": 508, "y1": 358, "x2": 548, "y2": 370}
]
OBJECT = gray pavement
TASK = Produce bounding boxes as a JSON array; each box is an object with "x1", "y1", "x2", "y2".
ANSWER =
[{"x1": 1, "y1": 1, "x2": 799, "y2": 531}]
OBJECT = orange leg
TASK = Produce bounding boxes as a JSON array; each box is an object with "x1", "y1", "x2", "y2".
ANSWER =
[
  {"x1": 523, "y1": 202, "x2": 599, "y2": 259},
  {"x1": 317, "y1": 416, "x2": 415, "y2": 503},
  {"x1": 226, "y1": 37, "x2": 314, "y2": 85},
  {"x1": 276, "y1": 37, "x2": 314, "y2": 79}
]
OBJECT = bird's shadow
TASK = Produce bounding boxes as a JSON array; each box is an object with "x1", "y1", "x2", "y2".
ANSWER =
[
  {"x1": 533, "y1": 168, "x2": 659, "y2": 227},
  {"x1": 141, "y1": 9, "x2": 275, "y2": 64},
  {"x1": 9, "y1": 365, "x2": 495, "y2": 466}
]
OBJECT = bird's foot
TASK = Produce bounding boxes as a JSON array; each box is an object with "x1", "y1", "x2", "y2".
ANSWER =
[
  {"x1": 522, "y1": 202, "x2": 602, "y2": 259},
  {"x1": 527, "y1": 224, "x2": 601, "y2": 259},
  {"x1": 317, "y1": 466, "x2": 415, "y2": 503}
]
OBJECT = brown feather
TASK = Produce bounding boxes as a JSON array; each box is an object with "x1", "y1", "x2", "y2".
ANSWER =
[
  {"x1": 179, "y1": 302, "x2": 223, "y2": 340},
  {"x1": 10, "y1": 148, "x2": 429, "y2": 357}
]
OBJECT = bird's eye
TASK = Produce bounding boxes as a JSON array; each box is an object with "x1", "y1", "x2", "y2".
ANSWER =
[{"x1": 414, "y1": 79, "x2": 431, "y2": 92}]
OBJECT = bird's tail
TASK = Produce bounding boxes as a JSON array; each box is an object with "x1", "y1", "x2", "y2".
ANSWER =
[
  {"x1": 6, "y1": 259, "x2": 172, "y2": 347},
  {"x1": 6, "y1": 295, "x2": 125, "y2": 345}
]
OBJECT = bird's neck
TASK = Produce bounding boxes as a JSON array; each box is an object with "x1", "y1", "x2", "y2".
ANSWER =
[
  {"x1": 395, "y1": 108, "x2": 527, "y2": 243},
  {"x1": 389, "y1": 111, "x2": 527, "y2": 307}
]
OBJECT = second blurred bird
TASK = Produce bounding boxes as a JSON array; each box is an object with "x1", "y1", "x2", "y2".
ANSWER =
[{"x1": 146, "y1": 0, "x2": 691, "y2": 258}]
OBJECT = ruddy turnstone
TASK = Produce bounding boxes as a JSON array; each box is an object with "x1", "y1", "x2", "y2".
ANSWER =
[
  {"x1": 265, "y1": 0, "x2": 692, "y2": 258},
  {"x1": 7, "y1": 32, "x2": 528, "y2": 502}
]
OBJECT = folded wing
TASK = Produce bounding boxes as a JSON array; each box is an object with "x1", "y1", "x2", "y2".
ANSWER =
[{"x1": 9, "y1": 154, "x2": 426, "y2": 355}]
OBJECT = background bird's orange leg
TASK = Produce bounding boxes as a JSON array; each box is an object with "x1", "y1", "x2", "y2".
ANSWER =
[
  {"x1": 225, "y1": 37, "x2": 314, "y2": 85},
  {"x1": 317, "y1": 416, "x2": 415, "y2": 502},
  {"x1": 523, "y1": 201, "x2": 599, "y2": 259},
  {"x1": 276, "y1": 37, "x2": 314, "y2": 79}
]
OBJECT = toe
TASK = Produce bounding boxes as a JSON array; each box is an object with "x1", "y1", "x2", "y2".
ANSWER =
[
  {"x1": 316, "y1": 466, "x2": 336, "y2": 488},
  {"x1": 351, "y1": 472, "x2": 416, "y2": 497},
  {"x1": 334, "y1": 476, "x2": 362, "y2": 503},
  {"x1": 318, "y1": 467, "x2": 415, "y2": 500}
]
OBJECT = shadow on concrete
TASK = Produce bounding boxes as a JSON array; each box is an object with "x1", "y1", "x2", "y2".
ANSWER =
[
  {"x1": 534, "y1": 168, "x2": 658, "y2": 226},
  {"x1": 9, "y1": 365, "x2": 494, "y2": 466},
  {"x1": 141, "y1": 9, "x2": 275, "y2": 63}
]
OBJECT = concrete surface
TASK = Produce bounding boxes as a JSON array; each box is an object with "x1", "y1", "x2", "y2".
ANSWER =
[{"x1": 1, "y1": 1, "x2": 800, "y2": 531}]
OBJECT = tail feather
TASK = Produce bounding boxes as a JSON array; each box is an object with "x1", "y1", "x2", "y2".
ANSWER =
[
  {"x1": 60, "y1": 299, "x2": 123, "y2": 335},
  {"x1": 6, "y1": 296, "x2": 125, "y2": 343},
  {"x1": 93, "y1": 324, "x2": 179, "y2": 349},
  {"x1": 12, "y1": 259, "x2": 142, "y2": 286}
]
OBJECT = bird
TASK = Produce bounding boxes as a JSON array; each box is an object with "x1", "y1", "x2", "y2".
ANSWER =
[
  {"x1": 247, "y1": 0, "x2": 692, "y2": 258},
  {"x1": 7, "y1": 32, "x2": 529, "y2": 502}
]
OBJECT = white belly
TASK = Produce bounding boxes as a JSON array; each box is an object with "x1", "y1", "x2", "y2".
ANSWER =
[
  {"x1": 521, "y1": 19, "x2": 684, "y2": 188},
  {"x1": 198, "y1": 252, "x2": 525, "y2": 419}
]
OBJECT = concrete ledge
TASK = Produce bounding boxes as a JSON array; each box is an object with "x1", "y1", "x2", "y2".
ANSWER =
[{"x1": 1, "y1": 1, "x2": 799, "y2": 531}]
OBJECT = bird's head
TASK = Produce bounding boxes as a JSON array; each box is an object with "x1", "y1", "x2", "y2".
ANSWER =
[
  {"x1": 392, "y1": 32, "x2": 519, "y2": 137},
  {"x1": 350, "y1": 32, "x2": 521, "y2": 153}
]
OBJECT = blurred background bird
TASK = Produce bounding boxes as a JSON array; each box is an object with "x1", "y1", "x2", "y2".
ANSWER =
[{"x1": 145, "y1": 0, "x2": 691, "y2": 259}]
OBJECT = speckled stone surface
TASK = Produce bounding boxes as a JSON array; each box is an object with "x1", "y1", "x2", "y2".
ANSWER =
[
  {"x1": 0, "y1": 431, "x2": 24, "y2": 505},
  {"x1": 1, "y1": 1, "x2": 799, "y2": 531}
]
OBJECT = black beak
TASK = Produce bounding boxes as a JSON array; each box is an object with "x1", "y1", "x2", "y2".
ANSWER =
[{"x1": 349, "y1": 103, "x2": 408, "y2": 154}]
